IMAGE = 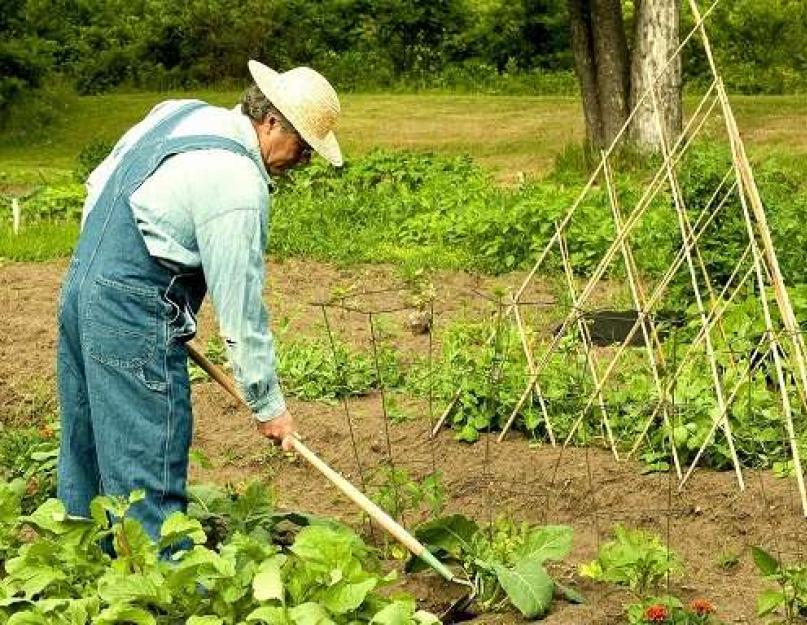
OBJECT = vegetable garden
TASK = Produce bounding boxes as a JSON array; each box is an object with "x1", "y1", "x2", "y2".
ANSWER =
[{"x1": 2, "y1": 4, "x2": 807, "y2": 625}]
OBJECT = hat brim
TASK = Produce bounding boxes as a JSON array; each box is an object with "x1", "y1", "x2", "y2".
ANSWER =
[{"x1": 248, "y1": 60, "x2": 343, "y2": 167}]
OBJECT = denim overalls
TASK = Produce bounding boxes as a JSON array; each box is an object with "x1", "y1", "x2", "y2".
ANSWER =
[{"x1": 56, "y1": 101, "x2": 265, "y2": 540}]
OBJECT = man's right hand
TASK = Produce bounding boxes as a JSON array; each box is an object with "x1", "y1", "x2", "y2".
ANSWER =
[{"x1": 256, "y1": 410, "x2": 297, "y2": 452}]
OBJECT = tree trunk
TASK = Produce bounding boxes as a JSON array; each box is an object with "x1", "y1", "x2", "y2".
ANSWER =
[
  {"x1": 629, "y1": 0, "x2": 682, "y2": 148},
  {"x1": 567, "y1": 0, "x2": 630, "y2": 150},
  {"x1": 591, "y1": 0, "x2": 630, "y2": 147},
  {"x1": 568, "y1": 0, "x2": 605, "y2": 148}
]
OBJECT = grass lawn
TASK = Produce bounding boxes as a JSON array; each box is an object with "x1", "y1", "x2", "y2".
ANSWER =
[{"x1": 1, "y1": 91, "x2": 806, "y2": 188}]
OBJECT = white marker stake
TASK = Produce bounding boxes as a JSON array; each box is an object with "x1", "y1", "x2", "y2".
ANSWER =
[{"x1": 12, "y1": 198, "x2": 20, "y2": 235}]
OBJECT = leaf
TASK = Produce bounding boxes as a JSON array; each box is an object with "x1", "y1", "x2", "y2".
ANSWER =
[
  {"x1": 288, "y1": 602, "x2": 336, "y2": 625},
  {"x1": 253, "y1": 556, "x2": 286, "y2": 603},
  {"x1": 97, "y1": 571, "x2": 171, "y2": 606},
  {"x1": 290, "y1": 525, "x2": 367, "y2": 574},
  {"x1": 160, "y1": 512, "x2": 207, "y2": 548},
  {"x1": 322, "y1": 578, "x2": 377, "y2": 614},
  {"x1": 494, "y1": 559, "x2": 554, "y2": 618},
  {"x1": 246, "y1": 607, "x2": 290, "y2": 624},
  {"x1": 8, "y1": 611, "x2": 50, "y2": 625},
  {"x1": 4, "y1": 560, "x2": 66, "y2": 598},
  {"x1": 752, "y1": 546, "x2": 780, "y2": 576},
  {"x1": 522, "y1": 525, "x2": 573, "y2": 563},
  {"x1": 413, "y1": 514, "x2": 479, "y2": 558},
  {"x1": 20, "y1": 499, "x2": 68, "y2": 534},
  {"x1": 555, "y1": 581, "x2": 584, "y2": 604},
  {"x1": 369, "y1": 600, "x2": 416, "y2": 625},
  {"x1": 757, "y1": 589, "x2": 784, "y2": 616},
  {"x1": 455, "y1": 424, "x2": 479, "y2": 443},
  {"x1": 187, "y1": 618, "x2": 225, "y2": 625},
  {"x1": 94, "y1": 604, "x2": 156, "y2": 625}
]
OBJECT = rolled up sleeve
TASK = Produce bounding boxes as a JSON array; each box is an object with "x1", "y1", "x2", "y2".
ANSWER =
[{"x1": 195, "y1": 205, "x2": 286, "y2": 421}]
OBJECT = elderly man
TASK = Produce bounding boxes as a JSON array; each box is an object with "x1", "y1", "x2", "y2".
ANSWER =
[{"x1": 56, "y1": 60, "x2": 342, "y2": 541}]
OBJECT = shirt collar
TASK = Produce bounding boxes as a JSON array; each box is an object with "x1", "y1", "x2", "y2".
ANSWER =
[{"x1": 231, "y1": 104, "x2": 275, "y2": 191}]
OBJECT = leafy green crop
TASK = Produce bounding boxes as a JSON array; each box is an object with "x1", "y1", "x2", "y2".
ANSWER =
[
  {"x1": 580, "y1": 525, "x2": 683, "y2": 599},
  {"x1": 0, "y1": 485, "x2": 440, "y2": 624},
  {"x1": 410, "y1": 514, "x2": 579, "y2": 618}
]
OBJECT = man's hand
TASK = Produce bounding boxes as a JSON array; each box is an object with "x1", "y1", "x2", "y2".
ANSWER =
[{"x1": 256, "y1": 410, "x2": 297, "y2": 452}]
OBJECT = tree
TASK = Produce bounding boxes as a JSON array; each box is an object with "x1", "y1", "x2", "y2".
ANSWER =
[
  {"x1": 567, "y1": 0, "x2": 682, "y2": 151},
  {"x1": 630, "y1": 0, "x2": 682, "y2": 148}
]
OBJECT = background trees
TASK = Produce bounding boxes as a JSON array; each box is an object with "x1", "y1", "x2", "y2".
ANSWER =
[{"x1": 1, "y1": 0, "x2": 806, "y2": 133}]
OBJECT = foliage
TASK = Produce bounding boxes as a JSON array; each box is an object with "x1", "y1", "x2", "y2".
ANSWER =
[
  {"x1": 74, "y1": 138, "x2": 113, "y2": 183},
  {"x1": 752, "y1": 546, "x2": 807, "y2": 623},
  {"x1": 684, "y1": 0, "x2": 807, "y2": 95},
  {"x1": 277, "y1": 335, "x2": 404, "y2": 402},
  {"x1": 410, "y1": 514, "x2": 580, "y2": 618},
  {"x1": 0, "y1": 423, "x2": 59, "y2": 514},
  {"x1": 7, "y1": 145, "x2": 807, "y2": 290},
  {"x1": 368, "y1": 468, "x2": 445, "y2": 524},
  {"x1": 0, "y1": 486, "x2": 441, "y2": 624},
  {"x1": 580, "y1": 525, "x2": 683, "y2": 599}
]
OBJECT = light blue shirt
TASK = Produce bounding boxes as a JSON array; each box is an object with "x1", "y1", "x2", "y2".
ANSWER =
[{"x1": 82, "y1": 99, "x2": 286, "y2": 421}]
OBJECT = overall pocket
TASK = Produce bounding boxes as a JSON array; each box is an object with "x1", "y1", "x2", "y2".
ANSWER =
[{"x1": 85, "y1": 276, "x2": 158, "y2": 369}]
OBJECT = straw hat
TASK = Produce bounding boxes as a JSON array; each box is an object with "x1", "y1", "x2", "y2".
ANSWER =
[{"x1": 248, "y1": 60, "x2": 343, "y2": 166}]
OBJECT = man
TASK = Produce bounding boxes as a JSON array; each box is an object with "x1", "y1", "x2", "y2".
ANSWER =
[{"x1": 56, "y1": 60, "x2": 342, "y2": 541}]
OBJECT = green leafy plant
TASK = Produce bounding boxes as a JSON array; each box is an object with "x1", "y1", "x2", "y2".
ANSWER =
[
  {"x1": 278, "y1": 336, "x2": 404, "y2": 402},
  {"x1": 580, "y1": 525, "x2": 683, "y2": 598},
  {"x1": 753, "y1": 546, "x2": 807, "y2": 623},
  {"x1": 0, "y1": 422, "x2": 59, "y2": 513},
  {"x1": 369, "y1": 468, "x2": 445, "y2": 526},
  {"x1": 0, "y1": 487, "x2": 441, "y2": 624},
  {"x1": 410, "y1": 514, "x2": 580, "y2": 618}
]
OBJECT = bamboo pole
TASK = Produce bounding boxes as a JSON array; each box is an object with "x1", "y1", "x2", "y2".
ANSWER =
[
  {"x1": 649, "y1": 88, "x2": 744, "y2": 490},
  {"x1": 687, "y1": 0, "x2": 807, "y2": 512},
  {"x1": 678, "y1": 333, "x2": 772, "y2": 488},
  {"x1": 550, "y1": 178, "x2": 741, "y2": 456},
  {"x1": 722, "y1": 164, "x2": 807, "y2": 513},
  {"x1": 512, "y1": 298, "x2": 556, "y2": 446},
  {"x1": 601, "y1": 153, "x2": 680, "y2": 476},
  {"x1": 627, "y1": 252, "x2": 754, "y2": 460},
  {"x1": 555, "y1": 224, "x2": 620, "y2": 460},
  {"x1": 555, "y1": 172, "x2": 738, "y2": 462},
  {"x1": 498, "y1": 90, "x2": 720, "y2": 442}
]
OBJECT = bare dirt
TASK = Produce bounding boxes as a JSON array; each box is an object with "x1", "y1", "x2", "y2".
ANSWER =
[{"x1": 2, "y1": 257, "x2": 805, "y2": 625}]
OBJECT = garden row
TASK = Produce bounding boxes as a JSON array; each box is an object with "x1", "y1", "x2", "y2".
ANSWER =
[
  {"x1": 4, "y1": 145, "x2": 807, "y2": 286},
  {"x1": 0, "y1": 419, "x2": 802, "y2": 623}
]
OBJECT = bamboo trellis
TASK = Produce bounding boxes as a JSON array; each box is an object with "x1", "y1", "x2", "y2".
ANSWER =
[{"x1": 430, "y1": 0, "x2": 807, "y2": 517}]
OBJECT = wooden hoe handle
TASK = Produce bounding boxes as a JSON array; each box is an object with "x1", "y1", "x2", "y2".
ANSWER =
[{"x1": 185, "y1": 341, "x2": 458, "y2": 584}]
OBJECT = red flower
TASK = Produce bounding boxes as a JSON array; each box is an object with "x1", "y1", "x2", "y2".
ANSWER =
[
  {"x1": 645, "y1": 604, "x2": 669, "y2": 623},
  {"x1": 690, "y1": 599, "x2": 715, "y2": 616}
]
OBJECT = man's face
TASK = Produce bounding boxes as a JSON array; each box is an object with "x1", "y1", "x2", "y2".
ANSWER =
[{"x1": 256, "y1": 116, "x2": 312, "y2": 176}]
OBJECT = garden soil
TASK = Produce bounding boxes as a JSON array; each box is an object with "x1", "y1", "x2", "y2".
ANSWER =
[{"x1": 2, "y1": 258, "x2": 805, "y2": 625}]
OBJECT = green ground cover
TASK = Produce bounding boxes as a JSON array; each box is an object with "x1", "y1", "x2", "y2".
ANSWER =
[{"x1": 2, "y1": 93, "x2": 807, "y2": 185}]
